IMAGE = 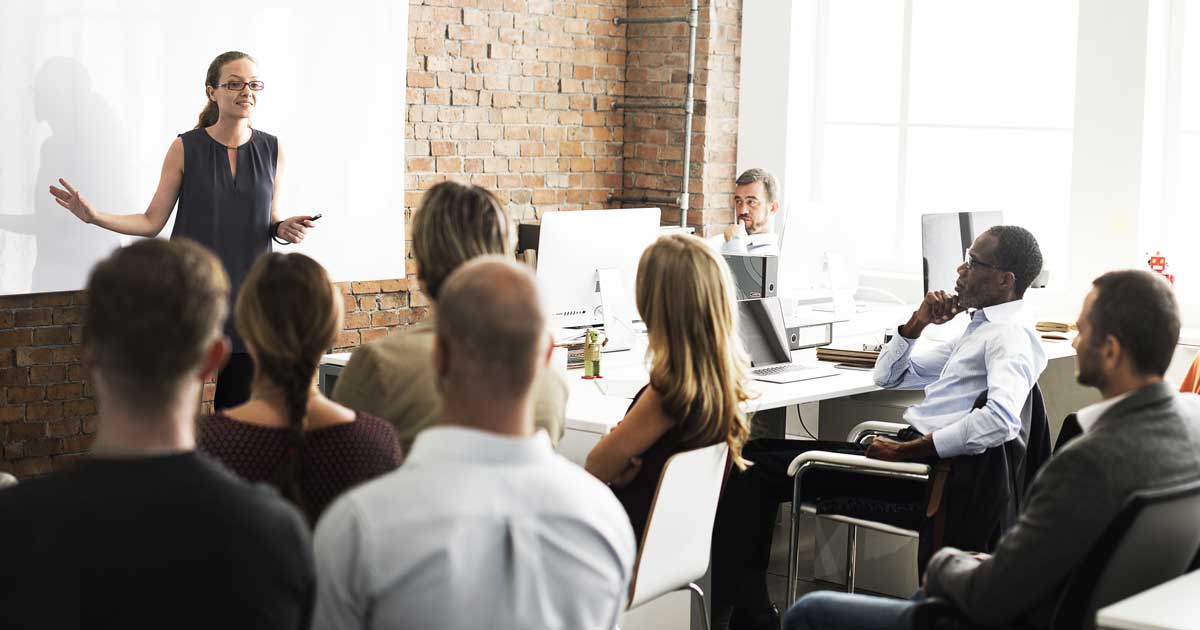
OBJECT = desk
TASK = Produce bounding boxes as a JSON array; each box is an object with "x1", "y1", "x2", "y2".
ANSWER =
[
  {"x1": 1096, "y1": 570, "x2": 1200, "y2": 630},
  {"x1": 558, "y1": 316, "x2": 1080, "y2": 466}
]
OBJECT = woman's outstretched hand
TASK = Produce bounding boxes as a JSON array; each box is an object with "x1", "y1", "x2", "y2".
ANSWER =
[
  {"x1": 49, "y1": 178, "x2": 97, "y2": 224},
  {"x1": 276, "y1": 215, "x2": 318, "y2": 244}
]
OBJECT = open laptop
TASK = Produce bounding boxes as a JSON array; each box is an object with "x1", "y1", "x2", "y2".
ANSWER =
[{"x1": 737, "y1": 297, "x2": 839, "y2": 384}]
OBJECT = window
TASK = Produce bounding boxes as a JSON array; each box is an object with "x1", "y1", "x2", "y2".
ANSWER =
[
  {"x1": 1140, "y1": 0, "x2": 1200, "y2": 304},
  {"x1": 796, "y1": 0, "x2": 1078, "y2": 280}
]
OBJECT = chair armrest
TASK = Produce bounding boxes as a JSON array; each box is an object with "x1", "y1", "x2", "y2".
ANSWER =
[
  {"x1": 911, "y1": 596, "x2": 977, "y2": 630},
  {"x1": 847, "y1": 421, "x2": 909, "y2": 444},
  {"x1": 786, "y1": 451, "x2": 931, "y2": 478}
]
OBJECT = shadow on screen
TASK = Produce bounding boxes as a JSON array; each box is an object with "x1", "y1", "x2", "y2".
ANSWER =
[{"x1": 0, "y1": 57, "x2": 126, "y2": 294}]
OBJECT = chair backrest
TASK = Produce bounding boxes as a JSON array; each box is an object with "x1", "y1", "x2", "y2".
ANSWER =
[
  {"x1": 1052, "y1": 477, "x2": 1200, "y2": 630},
  {"x1": 626, "y1": 442, "x2": 729, "y2": 610}
]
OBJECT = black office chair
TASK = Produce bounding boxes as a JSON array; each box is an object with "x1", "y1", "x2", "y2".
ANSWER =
[{"x1": 911, "y1": 477, "x2": 1200, "y2": 630}]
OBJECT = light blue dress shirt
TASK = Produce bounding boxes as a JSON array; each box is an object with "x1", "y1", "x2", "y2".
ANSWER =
[
  {"x1": 311, "y1": 426, "x2": 636, "y2": 630},
  {"x1": 872, "y1": 299, "x2": 1047, "y2": 458}
]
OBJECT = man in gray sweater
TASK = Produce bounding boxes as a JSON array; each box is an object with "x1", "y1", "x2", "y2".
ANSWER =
[{"x1": 783, "y1": 269, "x2": 1200, "y2": 630}]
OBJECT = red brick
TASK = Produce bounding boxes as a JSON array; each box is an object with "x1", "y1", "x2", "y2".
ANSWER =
[
  {"x1": 351, "y1": 281, "x2": 382, "y2": 294},
  {"x1": 47, "y1": 383, "x2": 84, "y2": 400},
  {"x1": 380, "y1": 279, "x2": 410, "y2": 292},
  {"x1": 335, "y1": 330, "x2": 361, "y2": 350},
  {"x1": 64, "y1": 433, "x2": 96, "y2": 453},
  {"x1": 15, "y1": 347, "x2": 53, "y2": 366},
  {"x1": 24, "y1": 438, "x2": 64, "y2": 457},
  {"x1": 0, "y1": 367, "x2": 29, "y2": 387},
  {"x1": 343, "y1": 312, "x2": 370, "y2": 330},
  {"x1": 63, "y1": 399, "x2": 97, "y2": 417},
  {"x1": 32, "y1": 326, "x2": 71, "y2": 346},
  {"x1": 0, "y1": 329, "x2": 33, "y2": 348},
  {"x1": 0, "y1": 406, "x2": 24, "y2": 423},
  {"x1": 47, "y1": 418, "x2": 80, "y2": 437},
  {"x1": 14, "y1": 308, "x2": 53, "y2": 327},
  {"x1": 0, "y1": 349, "x2": 11, "y2": 367},
  {"x1": 6, "y1": 386, "x2": 44, "y2": 403},
  {"x1": 26, "y1": 402, "x2": 62, "y2": 421},
  {"x1": 0, "y1": 295, "x2": 32, "y2": 309},
  {"x1": 82, "y1": 414, "x2": 100, "y2": 433},
  {"x1": 9, "y1": 422, "x2": 46, "y2": 441},
  {"x1": 29, "y1": 365, "x2": 66, "y2": 385},
  {"x1": 52, "y1": 347, "x2": 81, "y2": 364},
  {"x1": 361, "y1": 328, "x2": 390, "y2": 344},
  {"x1": 32, "y1": 293, "x2": 72, "y2": 307},
  {"x1": 0, "y1": 311, "x2": 13, "y2": 329}
]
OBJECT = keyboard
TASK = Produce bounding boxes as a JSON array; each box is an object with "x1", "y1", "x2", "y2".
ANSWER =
[{"x1": 752, "y1": 364, "x2": 815, "y2": 376}]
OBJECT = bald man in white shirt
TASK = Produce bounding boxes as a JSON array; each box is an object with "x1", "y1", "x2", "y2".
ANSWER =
[{"x1": 312, "y1": 257, "x2": 636, "y2": 630}]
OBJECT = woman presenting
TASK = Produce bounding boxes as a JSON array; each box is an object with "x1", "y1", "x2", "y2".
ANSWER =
[{"x1": 50, "y1": 50, "x2": 316, "y2": 410}]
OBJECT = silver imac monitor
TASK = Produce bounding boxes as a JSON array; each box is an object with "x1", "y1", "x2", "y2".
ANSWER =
[
  {"x1": 536, "y1": 207, "x2": 661, "y2": 328},
  {"x1": 921, "y1": 211, "x2": 1003, "y2": 294}
]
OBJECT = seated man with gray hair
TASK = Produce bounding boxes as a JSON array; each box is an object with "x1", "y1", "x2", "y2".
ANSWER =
[{"x1": 313, "y1": 256, "x2": 636, "y2": 630}]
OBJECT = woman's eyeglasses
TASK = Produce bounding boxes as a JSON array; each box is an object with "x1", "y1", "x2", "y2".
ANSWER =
[{"x1": 217, "y1": 80, "x2": 265, "y2": 91}]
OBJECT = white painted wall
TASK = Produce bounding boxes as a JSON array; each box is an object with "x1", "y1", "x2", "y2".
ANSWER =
[{"x1": 0, "y1": 0, "x2": 408, "y2": 295}]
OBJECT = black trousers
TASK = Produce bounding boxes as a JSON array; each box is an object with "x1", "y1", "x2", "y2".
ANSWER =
[
  {"x1": 711, "y1": 437, "x2": 928, "y2": 608},
  {"x1": 214, "y1": 352, "x2": 254, "y2": 411}
]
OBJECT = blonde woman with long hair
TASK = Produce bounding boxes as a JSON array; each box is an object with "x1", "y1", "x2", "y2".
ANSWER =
[{"x1": 585, "y1": 233, "x2": 753, "y2": 544}]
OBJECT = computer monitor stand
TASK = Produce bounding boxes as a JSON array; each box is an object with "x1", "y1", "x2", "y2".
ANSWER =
[{"x1": 596, "y1": 268, "x2": 636, "y2": 353}]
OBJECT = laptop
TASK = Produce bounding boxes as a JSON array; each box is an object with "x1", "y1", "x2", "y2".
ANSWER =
[{"x1": 736, "y1": 297, "x2": 839, "y2": 384}]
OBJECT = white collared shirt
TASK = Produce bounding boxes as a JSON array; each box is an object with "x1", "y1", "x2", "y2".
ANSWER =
[
  {"x1": 312, "y1": 426, "x2": 636, "y2": 630},
  {"x1": 1075, "y1": 391, "x2": 1133, "y2": 433},
  {"x1": 706, "y1": 231, "x2": 780, "y2": 256},
  {"x1": 873, "y1": 299, "x2": 1047, "y2": 458}
]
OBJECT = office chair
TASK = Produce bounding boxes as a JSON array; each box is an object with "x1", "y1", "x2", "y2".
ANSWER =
[
  {"x1": 625, "y1": 442, "x2": 730, "y2": 630},
  {"x1": 785, "y1": 385, "x2": 1049, "y2": 601},
  {"x1": 911, "y1": 477, "x2": 1200, "y2": 630}
]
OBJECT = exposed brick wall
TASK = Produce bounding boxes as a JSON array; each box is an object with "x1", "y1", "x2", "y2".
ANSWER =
[
  {"x1": 619, "y1": 0, "x2": 741, "y2": 236},
  {"x1": 0, "y1": 0, "x2": 743, "y2": 477},
  {"x1": 405, "y1": 0, "x2": 627, "y2": 222}
]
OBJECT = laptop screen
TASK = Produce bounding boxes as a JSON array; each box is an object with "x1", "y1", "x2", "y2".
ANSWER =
[{"x1": 736, "y1": 298, "x2": 792, "y2": 367}]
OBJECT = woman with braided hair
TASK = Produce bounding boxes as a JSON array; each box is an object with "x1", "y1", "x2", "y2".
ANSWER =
[{"x1": 198, "y1": 252, "x2": 401, "y2": 524}]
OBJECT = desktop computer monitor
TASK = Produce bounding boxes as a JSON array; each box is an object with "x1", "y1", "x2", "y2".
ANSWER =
[
  {"x1": 536, "y1": 207, "x2": 661, "y2": 328},
  {"x1": 922, "y1": 211, "x2": 1003, "y2": 294}
]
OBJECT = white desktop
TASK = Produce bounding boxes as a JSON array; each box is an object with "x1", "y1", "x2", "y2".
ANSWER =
[{"x1": 535, "y1": 207, "x2": 661, "y2": 330}]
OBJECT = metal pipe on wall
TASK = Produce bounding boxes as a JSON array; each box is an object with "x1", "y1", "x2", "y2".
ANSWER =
[{"x1": 611, "y1": 0, "x2": 700, "y2": 229}]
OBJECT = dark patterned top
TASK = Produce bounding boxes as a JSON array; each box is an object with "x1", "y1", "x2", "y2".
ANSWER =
[{"x1": 198, "y1": 411, "x2": 402, "y2": 521}]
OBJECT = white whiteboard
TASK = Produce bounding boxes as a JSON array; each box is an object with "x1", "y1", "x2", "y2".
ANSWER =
[{"x1": 0, "y1": 0, "x2": 407, "y2": 295}]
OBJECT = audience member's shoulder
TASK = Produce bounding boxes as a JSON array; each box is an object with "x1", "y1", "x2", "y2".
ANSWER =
[
  {"x1": 0, "y1": 471, "x2": 68, "y2": 512},
  {"x1": 347, "y1": 411, "x2": 403, "y2": 458},
  {"x1": 346, "y1": 322, "x2": 433, "y2": 368},
  {"x1": 191, "y1": 453, "x2": 307, "y2": 526}
]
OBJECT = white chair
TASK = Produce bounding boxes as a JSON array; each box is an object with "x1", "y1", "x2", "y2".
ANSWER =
[
  {"x1": 626, "y1": 442, "x2": 730, "y2": 630},
  {"x1": 786, "y1": 421, "x2": 931, "y2": 601}
]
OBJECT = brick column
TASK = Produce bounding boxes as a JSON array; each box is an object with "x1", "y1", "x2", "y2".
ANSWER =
[{"x1": 620, "y1": 0, "x2": 742, "y2": 236}]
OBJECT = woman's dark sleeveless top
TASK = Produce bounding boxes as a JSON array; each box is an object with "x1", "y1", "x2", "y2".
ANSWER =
[
  {"x1": 611, "y1": 385, "x2": 686, "y2": 546},
  {"x1": 173, "y1": 128, "x2": 277, "y2": 352}
]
